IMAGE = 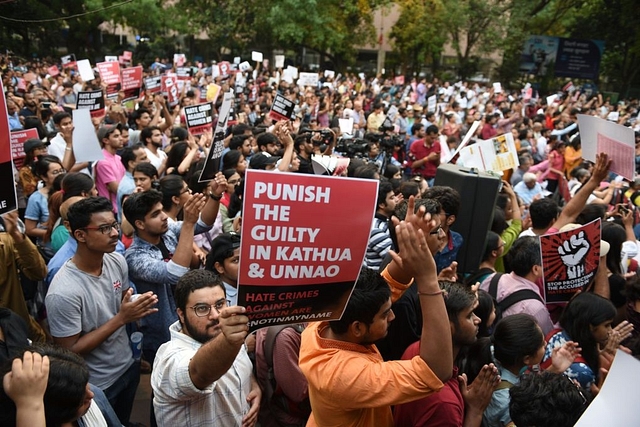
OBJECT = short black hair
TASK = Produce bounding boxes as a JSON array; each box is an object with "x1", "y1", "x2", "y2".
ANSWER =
[
  {"x1": 377, "y1": 180, "x2": 394, "y2": 207},
  {"x1": 426, "y1": 124, "x2": 439, "y2": 135},
  {"x1": 140, "y1": 125, "x2": 161, "y2": 145},
  {"x1": 122, "y1": 189, "x2": 163, "y2": 232},
  {"x1": 120, "y1": 143, "x2": 145, "y2": 170},
  {"x1": 410, "y1": 123, "x2": 424, "y2": 135},
  {"x1": 328, "y1": 268, "x2": 391, "y2": 334},
  {"x1": 133, "y1": 161, "x2": 158, "y2": 179},
  {"x1": 52, "y1": 111, "x2": 71, "y2": 125},
  {"x1": 422, "y1": 186, "x2": 461, "y2": 217},
  {"x1": 353, "y1": 163, "x2": 379, "y2": 180},
  {"x1": 257, "y1": 132, "x2": 278, "y2": 148},
  {"x1": 158, "y1": 175, "x2": 186, "y2": 211},
  {"x1": 174, "y1": 269, "x2": 225, "y2": 314},
  {"x1": 441, "y1": 281, "x2": 477, "y2": 327},
  {"x1": 529, "y1": 198, "x2": 559, "y2": 229},
  {"x1": 504, "y1": 236, "x2": 541, "y2": 277},
  {"x1": 67, "y1": 196, "x2": 114, "y2": 236},
  {"x1": 229, "y1": 134, "x2": 250, "y2": 151},
  {"x1": 394, "y1": 198, "x2": 441, "y2": 221},
  {"x1": 509, "y1": 372, "x2": 590, "y2": 427}
]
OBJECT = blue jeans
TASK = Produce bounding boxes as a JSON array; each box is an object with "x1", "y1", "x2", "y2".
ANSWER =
[{"x1": 103, "y1": 361, "x2": 140, "y2": 426}]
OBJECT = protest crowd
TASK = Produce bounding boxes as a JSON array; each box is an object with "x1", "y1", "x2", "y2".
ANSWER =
[{"x1": 2, "y1": 50, "x2": 640, "y2": 427}]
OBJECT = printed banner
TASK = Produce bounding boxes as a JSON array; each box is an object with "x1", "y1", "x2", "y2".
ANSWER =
[
  {"x1": 121, "y1": 66, "x2": 143, "y2": 101},
  {"x1": 176, "y1": 66, "x2": 191, "y2": 81},
  {"x1": 198, "y1": 91, "x2": 234, "y2": 182},
  {"x1": 61, "y1": 54, "x2": 77, "y2": 70},
  {"x1": 457, "y1": 132, "x2": 520, "y2": 172},
  {"x1": 0, "y1": 80, "x2": 19, "y2": 214},
  {"x1": 173, "y1": 53, "x2": 186, "y2": 67},
  {"x1": 238, "y1": 171, "x2": 378, "y2": 332},
  {"x1": 161, "y1": 74, "x2": 180, "y2": 107},
  {"x1": 10, "y1": 128, "x2": 39, "y2": 169},
  {"x1": 75, "y1": 90, "x2": 105, "y2": 118},
  {"x1": 144, "y1": 76, "x2": 162, "y2": 94},
  {"x1": 96, "y1": 61, "x2": 122, "y2": 97},
  {"x1": 268, "y1": 93, "x2": 296, "y2": 122},
  {"x1": 184, "y1": 102, "x2": 213, "y2": 136},
  {"x1": 577, "y1": 114, "x2": 635, "y2": 180},
  {"x1": 48, "y1": 65, "x2": 60, "y2": 77},
  {"x1": 540, "y1": 219, "x2": 601, "y2": 304}
]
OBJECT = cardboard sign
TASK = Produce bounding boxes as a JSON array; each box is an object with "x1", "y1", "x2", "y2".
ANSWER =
[
  {"x1": 338, "y1": 118, "x2": 354, "y2": 135},
  {"x1": 457, "y1": 132, "x2": 519, "y2": 172},
  {"x1": 540, "y1": 219, "x2": 601, "y2": 304},
  {"x1": 275, "y1": 55, "x2": 285, "y2": 69},
  {"x1": 0, "y1": 80, "x2": 18, "y2": 214},
  {"x1": 173, "y1": 53, "x2": 186, "y2": 67},
  {"x1": 121, "y1": 66, "x2": 143, "y2": 101},
  {"x1": 238, "y1": 170, "x2": 378, "y2": 332},
  {"x1": 198, "y1": 91, "x2": 234, "y2": 182},
  {"x1": 575, "y1": 350, "x2": 640, "y2": 427},
  {"x1": 96, "y1": 61, "x2": 122, "y2": 97},
  {"x1": 184, "y1": 102, "x2": 213, "y2": 136},
  {"x1": 75, "y1": 90, "x2": 105, "y2": 118},
  {"x1": 577, "y1": 114, "x2": 635, "y2": 180},
  {"x1": 176, "y1": 67, "x2": 191, "y2": 81},
  {"x1": 144, "y1": 75, "x2": 162, "y2": 94},
  {"x1": 161, "y1": 74, "x2": 180, "y2": 107},
  {"x1": 206, "y1": 83, "x2": 221, "y2": 103},
  {"x1": 48, "y1": 65, "x2": 60, "y2": 77},
  {"x1": 286, "y1": 65, "x2": 299, "y2": 79},
  {"x1": 298, "y1": 72, "x2": 318, "y2": 87},
  {"x1": 493, "y1": 82, "x2": 503, "y2": 93},
  {"x1": 251, "y1": 51, "x2": 263, "y2": 62},
  {"x1": 77, "y1": 59, "x2": 95, "y2": 81},
  {"x1": 61, "y1": 54, "x2": 77, "y2": 70},
  {"x1": 268, "y1": 93, "x2": 296, "y2": 122},
  {"x1": 10, "y1": 128, "x2": 39, "y2": 169}
]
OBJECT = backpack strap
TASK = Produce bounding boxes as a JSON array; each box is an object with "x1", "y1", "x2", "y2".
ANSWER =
[
  {"x1": 488, "y1": 272, "x2": 504, "y2": 300},
  {"x1": 498, "y1": 289, "x2": 543, "y2": 313},
  {"x1": 264, "y1": 324, "x2": 305, "y2": 369}
]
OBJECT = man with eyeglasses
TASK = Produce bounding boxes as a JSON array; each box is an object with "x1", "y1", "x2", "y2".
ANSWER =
[
  {"x1": 152, "y1": 269, "x2": 261, "y2": 427},
  {"x1": 45, "y1": 196, "x2": 159, "y2": 426}
]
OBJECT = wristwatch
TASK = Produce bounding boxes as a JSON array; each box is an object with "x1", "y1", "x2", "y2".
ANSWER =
[{"x1": 208, "y1": 191, "x2": 223, "y2": 201}]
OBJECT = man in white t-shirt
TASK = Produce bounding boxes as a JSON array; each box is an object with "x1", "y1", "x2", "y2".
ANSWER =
[
  {"x1": 141, "y1": 126, "x2": 167, "y2": 175},
  {"x1": 48, "y1": 111, "x2": 91, "y2": 174}
]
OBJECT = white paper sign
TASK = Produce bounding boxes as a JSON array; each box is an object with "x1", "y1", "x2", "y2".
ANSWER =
[
  {"x1": 457, "y1": 132, "x2": 519, "y2": 172},
  {"x1": 105, "y1": 56, "x2": 118, "y2": 62},
  {"x1": 77, "y1": 59, "x2": 95, "y2": 81},
  {"x1": 275, "y1": 55, "x2": 285, "y2": 69},
  {"x1": 448, "y1": 121, "x2": 481, "y2": 162},
  {"x1": 493, "y1": 82, "x2": 502, "y2": 93},
  {"x1": 338, "y1": 118, "x2": 354, "y2": 135},
  {"x1": 239, "y1": 61, "x2": 251, "y2": 72},
  {"x1": 251, "y1": 51, "x2": 263, "y2": 62},
  {"x1": 72, "y1": 109, "x2": 104, "y2": 162},
  {"x1": 546, "y1": 94, "x2": 558, "y2": 106},
  {"x1": 324, "y1": 70, "x2": 335, "y2": 79},
  {"x1": 286, "y1": 65, "x2": 298, "y2": 79},
  {"x1": 427, "y1": 95, "x2": 437, "y2": 113},
  {"x1": 233, "y1": 57, "x2": 241, "y2": 64},
  {"x1": 575, "y1": 351, "x2": 640, "y2": 427},
  {"x1": 211, "y1": 65, "x2": 220, "y2": 78},
  {"x1": 577, "y1": 114, "x2": 635, "y2": 180},
  {"x1": 298, "y1": 72, "x2": 318, "y2": 87}
]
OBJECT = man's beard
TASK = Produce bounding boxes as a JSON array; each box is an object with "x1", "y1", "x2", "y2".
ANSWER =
[{"x1": 183, "y1": 315, "x2": 220, "y2": 344}]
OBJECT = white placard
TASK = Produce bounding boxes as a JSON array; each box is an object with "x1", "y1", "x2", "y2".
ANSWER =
[
  {"x1": 448, "y1": 121, "x2": 481, "y2": 162},
  {"x1": 251, "y1": 51, "x2": 263, "y2": 62},
  {"x1": 427, "y1": 95, "x2": 437, "y2": 113},
  {"x1": 457, "y1": 132, "x2": 519, "y2": 172},
  {"x1": 546, "y1": 94, "x2": 558, "y2": 106},
  {"x1": 211, "y1": 65, "x2": 220, "y2": 78},
  {"x1": 578, "y1": 114, "x2": 635, "y2": 180},
  {"x1": 233, "y1": 57, "x2": 241, "y2": 64},
  {"x1": 298, "y1": 72, "x2": 318, "y2": 87},
  {"x1": 77, "y1": 59, "x2": 95, "y2": 81},
  {"x1": 104, "y1": 56, "x2": 118, "y2": 62},
  {"x1": 575, "y1": 351, "x2": 640, "y2": 427},
  {"x1": 275, "y1": 55, "x2": 285, "y2": 69},
  {"x1": 493, "y1": 82, "x2": 502, "y2": 93},
  {"x1": 72, "y1": 109, "x2": 104, "y2": 162},
  {"x1": 239, "y1": 61, "x2": 251, "y2": 72},
  {"x1": 338, "y1": 118, "x2": 354, "y2": 135},
  {"x1": 324, "y1": 70, "x2": 335, "y2": 79},
  {"x1": 286, "y1": 65, "x2": 298, "y2": 79}
]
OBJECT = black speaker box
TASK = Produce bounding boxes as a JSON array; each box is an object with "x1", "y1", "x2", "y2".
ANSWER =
[{"x1": 434, "y1": 163, "x2": 501, "y2": 274}]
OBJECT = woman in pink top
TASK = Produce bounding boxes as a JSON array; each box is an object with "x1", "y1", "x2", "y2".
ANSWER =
[{"x1": 545, "y1": 141, "x2": 566, "y2": 193}]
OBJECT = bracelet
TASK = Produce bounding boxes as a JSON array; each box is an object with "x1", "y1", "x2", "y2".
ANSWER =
[
  {"x1": 65, "y1": 147, "x2": 73, "y2": 151},
  {"x1": 208, "y1": 191, "x2": 223, "y2": 201},
  {"x1": 417, "y1": 289, "x2": 445, "y2": 297}
]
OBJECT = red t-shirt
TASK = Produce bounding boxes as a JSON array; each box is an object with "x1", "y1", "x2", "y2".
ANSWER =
[
  {"x1": 408, "y1": 139, "x2": 441, "y2": 179},
  {"x1": 393, "y1": 342, "x2": 464, "y2": 427}
]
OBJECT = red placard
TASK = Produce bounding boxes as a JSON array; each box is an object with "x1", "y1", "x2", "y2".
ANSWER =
[
  {"x1": 161, "y1": 74, "x2": 180, "y2": 107},
  {"x1": 123, "y1": 51, "x2": 133, "y2": 61},
  {"x1": 48, "y1": 65, "x2": 60, "y2": 77},
  {"x1": 238, "y1": 170, "x2": 378, "y2": 331},
  {"x1": 10, "y1": 128, "x2": 39, "y2": 169},
  {"x1": 218, "y1": 61, "x2": 232, "y2": 77},
  {"x1": 96, "y1": 61, "x2": 122, "y2": 97},
  {"x1": 0, "y1": 80, "x2": 19, "y2": 213},
  {"x1": 540, "y1": 219, "x2": 601, "y2": 304},
  {"x1": 121, "y1": 66, "x2": 143, "y2": 101}
]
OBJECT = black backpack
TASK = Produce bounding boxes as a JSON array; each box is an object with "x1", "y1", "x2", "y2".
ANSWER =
[{"x1": 488, "y1": 273, "x2": 543, "y2": 320}]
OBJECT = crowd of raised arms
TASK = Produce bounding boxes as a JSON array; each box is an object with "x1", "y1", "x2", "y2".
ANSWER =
[{"x1": 2, "y1": 52, "x2": 640, "y2": 427}]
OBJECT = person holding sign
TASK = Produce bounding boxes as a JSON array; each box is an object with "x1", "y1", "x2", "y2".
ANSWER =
[{"x1": 299, "y1": 204, "x2": 452, "y2": 427}]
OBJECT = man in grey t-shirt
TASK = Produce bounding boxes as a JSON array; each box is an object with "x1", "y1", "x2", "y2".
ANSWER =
[{"x1": 45, "y1": 196, "x2": 158, "y2": 426}]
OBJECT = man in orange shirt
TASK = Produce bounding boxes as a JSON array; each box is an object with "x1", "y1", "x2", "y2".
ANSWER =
[{"x1": 299, "y1": 211, "x2": 453, "y2": 427}]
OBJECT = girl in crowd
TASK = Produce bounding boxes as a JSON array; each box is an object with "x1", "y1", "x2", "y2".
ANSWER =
[
  {"x1": 465, "y1": 231, "x2": 504, "y2": 286},
  {"x1": 541, "y1": 292, "x2": 631, "y2": 390},
  {"x1": 545, "y1": 140, "x2": 566, "y2": 193},
  {"x1": 44, "y1": 173, "x2": 97, "y2": 252},
  {"x1": 222, "y1": 149, "x2": 248, "y2": 178},
  {"x1": 24, "y1": 155, "x2": 65, "y2": 242},
  {"x1": 465, "y1": 313, "x2": 579, "y2": 427},
  {"x1": 18, "y1": 139, "x2": 49, "y2": 198}
]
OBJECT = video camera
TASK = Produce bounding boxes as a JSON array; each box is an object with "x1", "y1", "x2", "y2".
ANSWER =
[{"x1": 335, "y1": 137, "x2": 369, "y2": 158}]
